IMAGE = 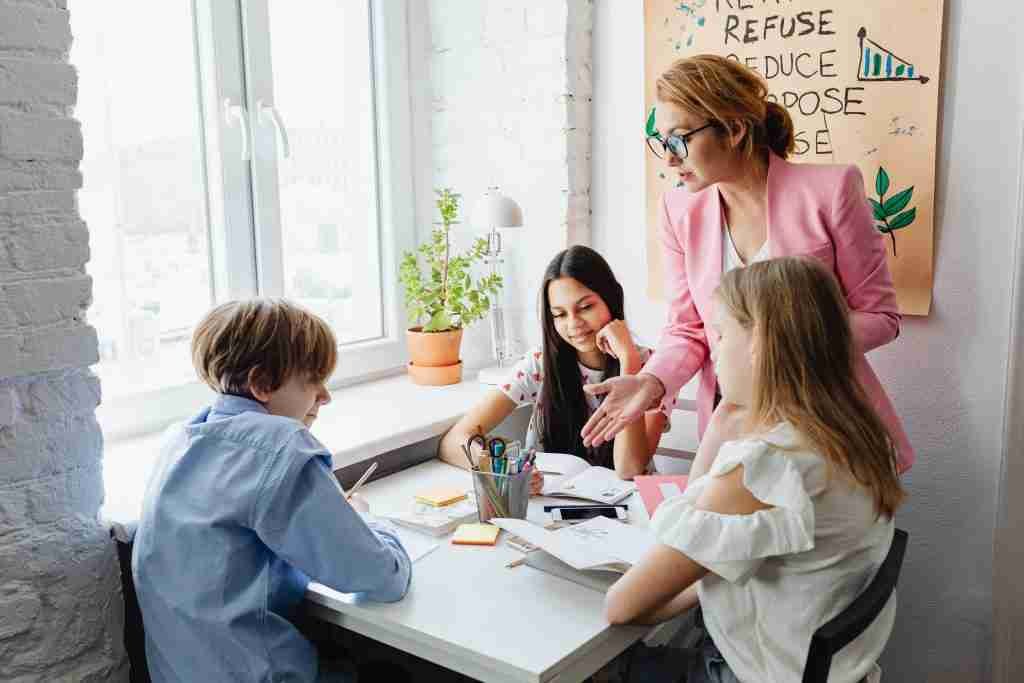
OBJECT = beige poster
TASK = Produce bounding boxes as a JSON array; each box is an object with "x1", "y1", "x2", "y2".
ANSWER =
[{"x1": 644, "y1": 0, "x2": 944, "y2": 315}]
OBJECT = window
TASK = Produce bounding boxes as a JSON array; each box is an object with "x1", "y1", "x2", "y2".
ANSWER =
[{"x1": 71, "y1": 1, "x2": 414, "y2": 439}]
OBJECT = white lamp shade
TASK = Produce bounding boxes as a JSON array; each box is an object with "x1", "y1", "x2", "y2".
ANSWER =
[{"x1": 473, "y1": 189, "x2": 523, "y2": 229}]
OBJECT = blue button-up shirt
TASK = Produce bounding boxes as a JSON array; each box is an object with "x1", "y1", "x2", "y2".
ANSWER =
[{"x1": 132, "y1": 395, "x2": 411, "y2": 682}]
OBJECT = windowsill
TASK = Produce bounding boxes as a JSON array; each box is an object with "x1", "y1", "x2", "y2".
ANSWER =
[{"x1": 312, "y1": 369, "x2": 495, "y2": 469}]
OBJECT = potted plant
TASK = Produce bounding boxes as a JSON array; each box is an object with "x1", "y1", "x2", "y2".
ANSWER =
[{"x1": 400, "y1": 188, "x2": 502, "y2": 385}]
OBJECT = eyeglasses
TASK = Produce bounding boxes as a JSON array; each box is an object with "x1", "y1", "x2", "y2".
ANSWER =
[{"x1": 646, "y1": 122, "x2": 717, "y2": 161}]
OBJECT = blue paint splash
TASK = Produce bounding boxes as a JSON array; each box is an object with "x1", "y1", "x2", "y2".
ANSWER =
[{"x1": 672, "y1": 0, "x2": 706, "y2": 51}]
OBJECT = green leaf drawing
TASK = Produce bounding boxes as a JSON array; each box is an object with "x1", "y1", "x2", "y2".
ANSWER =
[
  {"x1": 872, "y1": 167, "x2": 917, "y2": 257},
  {"x1": 875, "y1": 166, "x2": 890, "y2": 197},
  {"x1": 868, "y1": 198, "x2": 886, "y2": 221},
  {"x1": 646, "y1": 107, "x2": 658, "y2": 137},
  {"x1": 888, "y1": 207, "x2": 917, "y2": 231},
  {"x1": 882, "y1": 186, "x2": 914, "y2": 217}
]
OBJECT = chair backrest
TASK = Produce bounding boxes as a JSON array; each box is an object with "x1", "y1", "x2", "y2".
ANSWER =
[
  {"x1": 115, "y1": 538, "x2": 152, "y2": 683},
  {"x1": 802, "y1": 528, "x2": 909, "y2": 683}
]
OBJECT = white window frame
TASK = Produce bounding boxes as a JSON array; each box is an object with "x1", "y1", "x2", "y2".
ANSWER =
[{"x1": 95, "y1": 0, "x2": 415, "y2": 441}]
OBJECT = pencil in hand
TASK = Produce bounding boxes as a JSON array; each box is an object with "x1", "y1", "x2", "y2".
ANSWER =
[{"x1": 345, "y1": 461, "x2": 378, "y2": 500}]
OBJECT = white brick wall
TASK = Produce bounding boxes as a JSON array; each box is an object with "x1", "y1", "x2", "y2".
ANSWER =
[
  {"x1": 0, "y1": 0, "x2": 126, "y2": 680},
  {"x1": 413, "y1": 0, "x2": 593, "y2": 362}
]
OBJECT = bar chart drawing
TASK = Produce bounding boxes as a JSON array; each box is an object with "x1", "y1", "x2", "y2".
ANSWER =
[{"x1": 857, "y1": 27, "x2": 930, "y2": 84}]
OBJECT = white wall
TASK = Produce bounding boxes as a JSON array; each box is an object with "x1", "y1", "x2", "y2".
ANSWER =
[
  {"x1": 0, "y1": 0, "x2": 126, "y2": 680},
  {"x1": 593, "y1": 1, "x2": 1022, "y2": 680},
  {"x1": 410, "y1": 0, "x2": 593, "y2": 367}
]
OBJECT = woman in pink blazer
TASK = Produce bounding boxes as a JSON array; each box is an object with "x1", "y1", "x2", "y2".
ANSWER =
[{"x1": 582, "y1": 55, "x2": 913, "y2": 475}]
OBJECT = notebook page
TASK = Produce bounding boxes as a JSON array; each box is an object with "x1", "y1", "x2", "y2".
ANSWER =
[
  {"x1": 565, "y1": 516, "x2": 657, "y2": 566},
  {"x1": 391, "y1": 526, "x2": 440, "y2": 563},
  {"x1": 553, "y1": 466, "x2": 635, "y2": 503},
  {"x1": 490, "y1": 518, "x2": 620, "y2": 571},
  {"x1": 536, "y1": 452, "x2": 590, "y2": 495}
]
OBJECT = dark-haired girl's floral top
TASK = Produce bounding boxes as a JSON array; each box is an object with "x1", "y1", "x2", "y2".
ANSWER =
[{"x1": 497, "y1": 346, "x2": 669, "y2": 452}]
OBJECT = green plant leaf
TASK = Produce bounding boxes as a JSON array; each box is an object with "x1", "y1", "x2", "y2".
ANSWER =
[
  {"x1": 883, "y1": 186, "x2": 914, "y2": 217},
  {"x1": 887, "y1": 207, "x2": 917, "y2": 231},
  {"x1": 876, "y1": 223, "x2": 892, "y2": 234},
  {"x1": 400, "y1": 186, "x2": 504, "y2": 331},
  {"x1": 868, "y1": 198, "x2": 886, "y2": 221},
  {"x1": 424, "y1": 310, "x2": 452, "y2": 332},
  {"x1": 875, "y1": 167, "x2": 890, "y2": 197},
  {"x1": 646, "y1": 107, "x2": 658, "y2": 137}
]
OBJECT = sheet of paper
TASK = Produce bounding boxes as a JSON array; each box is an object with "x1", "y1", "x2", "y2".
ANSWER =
[
  {"x1": 490, "y1": 518, "x2": 618, "y2": 571},
  {"x1": 536, "y1": 452, "x2": 589, "y2": 494},
  {"x1": 554, "y1": 466, "x2": 635, "y2": 503},
  {"x1": 561, "y1": 516, "x2": 657, "y2": 566},
  {"x1": 392, "y1": 526, "x2": 440, "y2": 563}
]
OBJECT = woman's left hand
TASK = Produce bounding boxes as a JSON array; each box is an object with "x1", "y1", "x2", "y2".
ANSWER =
[{"x1": 595, "y1": 320, "x2": 640, "y2": 372}]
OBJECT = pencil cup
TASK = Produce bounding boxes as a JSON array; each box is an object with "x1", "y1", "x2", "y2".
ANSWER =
[{"x1": 470, "y1": 468, "x2": 530, "y2": 523}]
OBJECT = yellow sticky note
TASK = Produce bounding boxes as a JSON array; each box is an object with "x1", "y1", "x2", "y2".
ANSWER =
[
  {"x1": 452, "y1": 523, "x2": 500, "y2": 546},
  {"x1": 414, "y1": 486, "x2": 468, "y2": 507}
]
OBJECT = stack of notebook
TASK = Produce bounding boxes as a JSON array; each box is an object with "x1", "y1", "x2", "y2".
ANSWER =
[{"x1": 385, "y1": 488, "x2": 478, "y2": 537}]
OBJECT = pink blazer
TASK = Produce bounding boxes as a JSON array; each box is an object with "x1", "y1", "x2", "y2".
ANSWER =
[{"x1": 643, "y1": 154, "x2": 914, "y2": 472}]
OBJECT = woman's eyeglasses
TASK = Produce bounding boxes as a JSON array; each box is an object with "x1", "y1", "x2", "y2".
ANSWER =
[{"x1": 645, "y1": 122, "x2": 717, "y2": 161}]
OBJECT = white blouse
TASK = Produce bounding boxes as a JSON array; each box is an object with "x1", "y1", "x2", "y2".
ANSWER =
[
  {"x1": 723, "y1": 224, "x2": 770, "y2": 273},
  {"x1": 652, "y1": 422, "x2": 895, "y2": 683}
]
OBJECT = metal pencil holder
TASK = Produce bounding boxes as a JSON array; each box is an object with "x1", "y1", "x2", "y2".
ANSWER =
[{"x1": 470, "y1": 468, "x2": 530, "y2": 523}]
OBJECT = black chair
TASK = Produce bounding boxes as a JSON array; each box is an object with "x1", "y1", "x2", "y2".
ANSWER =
[
  {"x1": 802, "y1": 528, "x2": 909, "y2": 683},
  {"x1": 114, "y1": 536, "x2": 151, "y2": 683}
]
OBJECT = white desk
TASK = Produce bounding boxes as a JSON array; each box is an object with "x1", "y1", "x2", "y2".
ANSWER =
[{"x1": 304, "y1": 460, "x2": 659, "y2": 683}]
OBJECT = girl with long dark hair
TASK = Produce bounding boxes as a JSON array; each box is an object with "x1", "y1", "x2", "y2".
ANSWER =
[{"x1": 439, "y1": 246, "x2": 668, "y2": 484}]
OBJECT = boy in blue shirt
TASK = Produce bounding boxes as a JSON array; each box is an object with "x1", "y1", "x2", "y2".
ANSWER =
[{"x1": 133, "y1": 299, "x2": 412, "y2": 682}]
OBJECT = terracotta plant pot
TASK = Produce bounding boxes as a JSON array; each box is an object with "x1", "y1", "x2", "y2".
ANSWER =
[
  {"x1": 406, "y1": 327, "x2": 463, "y2": 367},
  {"x1": 407, "y1": 361, "x2": 463, "y2": 386},
  {"x1": 406, "y1": 327, "x2": 463, "y2": 386}
]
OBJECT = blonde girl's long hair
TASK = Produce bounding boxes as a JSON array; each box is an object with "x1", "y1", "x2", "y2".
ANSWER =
[{"x1": 716, "y1": 257, "x2": 905, "y2": 518}]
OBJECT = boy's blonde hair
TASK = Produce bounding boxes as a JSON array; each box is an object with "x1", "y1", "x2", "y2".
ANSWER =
[
  {"x1": 191, "y1": 299, "x2": 337, "y2": 396},
  {"x1": 715, "y1": 257, "x2": 905, "y2": 518}
]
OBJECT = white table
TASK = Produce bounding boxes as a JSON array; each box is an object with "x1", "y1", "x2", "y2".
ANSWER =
[{"x1": 304, "y1": 460, "x2": 662, "y2": 683}]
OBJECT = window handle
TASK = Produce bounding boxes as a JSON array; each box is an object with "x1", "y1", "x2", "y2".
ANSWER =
[
  {"x1": 223, "y1": 97, "x2": 251, "y2": 161},
  {"x1": 257, "y1": 100, "x2": 291, "y2": 159}
]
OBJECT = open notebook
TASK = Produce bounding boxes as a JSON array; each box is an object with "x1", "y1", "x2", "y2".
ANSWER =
[
  {"x1": 535, "y1": 452, "x2": 636, "y2": 504},
  {"x1": 491, "y1": 516, "x2": 656, "y2": 574}
]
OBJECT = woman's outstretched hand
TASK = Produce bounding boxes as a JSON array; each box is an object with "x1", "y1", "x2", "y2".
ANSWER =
[{"x1": 581, "y1": 373, "x2": 666, "y2": 447}]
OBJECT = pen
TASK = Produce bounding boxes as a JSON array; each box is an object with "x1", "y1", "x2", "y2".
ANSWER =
[{"x1": 345, "y1": 461, "x2": 378, "y2": 500}]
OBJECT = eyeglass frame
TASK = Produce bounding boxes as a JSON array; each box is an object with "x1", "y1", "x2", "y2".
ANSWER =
[{"x1": 646, "y1": 121, "x2": 717, "y2": 161}]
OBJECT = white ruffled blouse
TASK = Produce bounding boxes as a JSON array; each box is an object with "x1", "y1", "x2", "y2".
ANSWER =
[{"x1": 651, "y1": 422, "x2": 895, "y2": 683}]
